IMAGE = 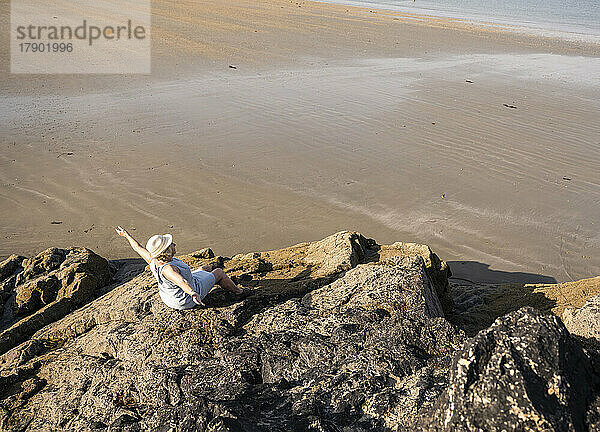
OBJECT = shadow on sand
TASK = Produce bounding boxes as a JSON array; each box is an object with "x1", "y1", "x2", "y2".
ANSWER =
[
  {"x1": 447, "y1": 260, "x2": 557, "y2": 285},
  {"x1": 447, "y1": 260, "x2": 560, "y2": 335}
]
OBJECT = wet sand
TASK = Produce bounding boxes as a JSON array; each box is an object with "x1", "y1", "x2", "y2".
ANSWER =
[{"x1": 1, "y1": 0, "x2": 599, "y2": 283}]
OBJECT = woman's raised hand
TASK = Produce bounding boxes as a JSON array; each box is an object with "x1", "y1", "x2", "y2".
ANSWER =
[{"x1": 115, "y1": 226, "x2": 128, "y2": 237}]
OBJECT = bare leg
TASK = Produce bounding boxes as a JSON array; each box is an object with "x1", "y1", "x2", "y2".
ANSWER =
[{"x1": 212, "y1": 268, "x2": 243, "y2": 294}]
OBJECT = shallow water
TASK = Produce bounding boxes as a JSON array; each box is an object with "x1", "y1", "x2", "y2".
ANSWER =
[{"x1": 317, "y1": 0, "x2": 600, "y2": 39}]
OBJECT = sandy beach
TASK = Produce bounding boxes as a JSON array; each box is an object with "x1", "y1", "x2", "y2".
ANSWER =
[{"x1": 1, "y1": 0, "x2": 599, "y2": 283}]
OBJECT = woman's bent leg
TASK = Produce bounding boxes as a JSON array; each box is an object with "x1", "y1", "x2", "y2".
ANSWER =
[{"x1": 212, "y1": 268, "x2": 242, "y2": 294}]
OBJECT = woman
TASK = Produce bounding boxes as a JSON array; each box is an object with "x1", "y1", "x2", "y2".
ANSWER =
[{"x1": 115, "y1": 226, "x2": 245, "y2": 309}]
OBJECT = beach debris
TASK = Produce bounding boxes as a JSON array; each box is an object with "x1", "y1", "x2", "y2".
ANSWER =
[
  {"x1": 503, "y1": 103, "x2": 517, "y2": 109},
  {"x1": 50, "y1": 221, "x2": 63, "y2": 225},
  {"x1": 83, "y1": 224, "x2": 94, "y2": 233},
  {"x1": 147, "y1": 162, "x2": 168, "y2": 170},
  {"x1": 465, "y1": 79, "x2": 473, "y2": 83},
  {"x1": 432, "y1": 122, "x2": 436, "y2": 125},
  {"x1": 563, "y1": 176, "x2": 572, "y2": 181},
  {"x1": 441, "y1": 193, "x2": 446, "y2": 199},
  {"x1": 229, "y1": 65, "x2": 237, "y2": 69},
  {"x1": 57, "y1": 152, "x2": 74, "y2": 158}
]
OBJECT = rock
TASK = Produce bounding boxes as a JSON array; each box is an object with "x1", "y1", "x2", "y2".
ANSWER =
[
  {"x1": 421, "y1": 307, "x2": 598, "y2": 431},
  {"x1": 14, "y1": 276, "x2": 61, "y2": 316},
  {"x1": 0, "y1": 234, "x2": 462, "y2": 431},
  {"x1": 302, "y1": 231, "x2": 372, "y2": 276},
  {"x1": 12, "y1": 248, "x2": 111, "y2": 317},
  {"x1": 451, "y1": 275, "x2": 600, "y2": 335},
  {"x1": 1, "y1": 232, "x2": 596, "y2": 431},
  {"x1": 0, "y1": 255, "x2": 25, "y2": 283},
  {"x1": 244, "y1": 256, "x2": 447, "y2": 339},
  {"x1": 378, "y1": 242, "x2": 453, "y2": 315},
  {"x1": 0, "y1": 247, "x2": 111, "y2": 357},
  {"x1": 563, "y1": 294, "x2": 600, "y2": 341},
  {"x1": 229, "y1": 231, "x2": 373, "y2": 278},
  {"x1": 0, "y1": 255, "x2": 26, "y2": 311},
  {"x1": 189, "y1": 248, "x2": 215, "y2": 259},
  {"x1": 238, "y1": 257, "x2": 462, "y2": 430},
  {"x1": 15, "y1": 248, "x2": 66, "y2": 286}
]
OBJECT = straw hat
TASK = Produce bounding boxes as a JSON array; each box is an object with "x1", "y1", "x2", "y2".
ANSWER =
[{"x1": 146, "y1": 234, "x2": 173, "y2": 258}]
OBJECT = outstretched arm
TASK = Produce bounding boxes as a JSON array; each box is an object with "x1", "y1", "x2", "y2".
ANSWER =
[{"x1": 115, "y1": 226, "x2": 152, "y2": 264}]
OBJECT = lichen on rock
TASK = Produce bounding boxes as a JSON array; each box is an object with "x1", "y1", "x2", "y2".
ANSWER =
[{"x1": 563, "y1": 294, "x2": 600, "y2": 342}]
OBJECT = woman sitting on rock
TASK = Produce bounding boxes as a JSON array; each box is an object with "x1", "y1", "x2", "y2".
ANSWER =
[{"x1": 115, "y1": 226, "x2": 244, "y2": 309}]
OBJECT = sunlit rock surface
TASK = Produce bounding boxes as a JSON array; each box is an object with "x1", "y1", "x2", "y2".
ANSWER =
[{"x1": 0, "y1": 232, "x2": 598, "y2": 431}]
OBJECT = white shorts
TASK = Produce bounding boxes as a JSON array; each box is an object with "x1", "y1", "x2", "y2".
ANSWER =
[{"x1": 191, "y1": 269, "x2": 216, "y2": 299}]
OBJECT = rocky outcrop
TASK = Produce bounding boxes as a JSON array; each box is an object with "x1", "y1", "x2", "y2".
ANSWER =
[
  {"x1": 0, "y1": 247, "x2": 111, "y2": 357},
  {"x1": 0, "y1": 255, "x2": 25, "y2": 311},
  {"x1": 0, "y1": 232, "x2": 462, "y2": 431},
  {"x1": 0, "y1": 232, "x2": 598, "y2": 431},
  {"x1": 226, "y1": 231, "x2": 372, "y2": 277},
  {"x1": 11, "y1": 247, "x2": 111, "y2": 317},
  {"x1": 421, "y1": 307, "x2": 598, "y2": 431},
  {"x1": 0, "y1": 255, "x2": 25, "y2": 282},
  {"x1": 377, "y1": 242, "x2": 453, "y2": 315},
  {"x1": 451, "y1": 276, "x2": 600, "y2": 335},
  {"x1": 563, "y1": 294, "x2": 600, "y2": 341}
]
